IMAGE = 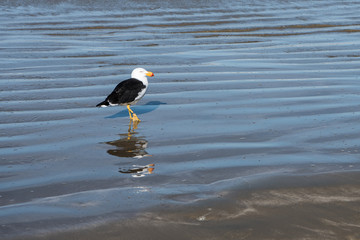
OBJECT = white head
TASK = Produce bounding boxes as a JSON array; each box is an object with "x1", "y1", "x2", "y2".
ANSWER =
[{"x1": 131, "y1": 68, "x2": 154, "y2": 84}]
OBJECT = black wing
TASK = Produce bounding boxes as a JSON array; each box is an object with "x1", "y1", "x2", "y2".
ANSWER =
[{"x1": 106, "y1": 78, "x2": 146, "y2": 105}]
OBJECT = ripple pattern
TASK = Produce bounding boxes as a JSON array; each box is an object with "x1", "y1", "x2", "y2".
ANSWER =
[{"x1": 1, "y1": 0, "x2": 360, "y2": 238}]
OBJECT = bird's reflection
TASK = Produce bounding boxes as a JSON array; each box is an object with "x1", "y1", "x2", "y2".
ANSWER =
[
  {"x1": 106, "y1": 122, "x2": 149, "y2": 159},
  {"x1": 119, "y1": 163, "x2": 155, "y2": 178},
  {"x1": 105, "y1": 120, "x2": 155, "y2": 177}
]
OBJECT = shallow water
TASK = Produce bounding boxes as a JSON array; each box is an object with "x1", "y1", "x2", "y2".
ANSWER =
[{"x1": 1, "y1": 0, "x2": 360, "y2": 239}]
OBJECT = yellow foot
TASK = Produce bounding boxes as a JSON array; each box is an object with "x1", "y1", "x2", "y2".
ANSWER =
[{"x1": 132, "y1": 113, "x2": 141, "y2": 122}]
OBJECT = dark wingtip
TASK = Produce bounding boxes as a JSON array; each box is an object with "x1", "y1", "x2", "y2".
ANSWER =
[{"x1": 96, "y1": 100, "x2": 109, "y2": 107}]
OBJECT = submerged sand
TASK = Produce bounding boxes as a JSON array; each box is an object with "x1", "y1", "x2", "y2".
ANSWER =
[
  {"x1": 1, "y1": 0, "x2": 360, "y2": 239},
  {"x1": 12, "y1": 170, "x2": 360, "y2": 240}
]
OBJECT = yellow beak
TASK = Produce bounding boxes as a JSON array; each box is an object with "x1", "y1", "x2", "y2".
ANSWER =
[{"x1": 146, "y1": 71, "x2": 154, "y2": 77}]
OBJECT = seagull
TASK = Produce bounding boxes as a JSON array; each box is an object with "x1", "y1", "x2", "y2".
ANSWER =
[{"x1": 96, "y1": 68, "x2": 154, "y2": 122}]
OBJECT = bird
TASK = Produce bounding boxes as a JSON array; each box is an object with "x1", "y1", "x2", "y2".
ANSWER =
[{"x1": 96, "y1": 68, "x2": 154, "y2": 122}]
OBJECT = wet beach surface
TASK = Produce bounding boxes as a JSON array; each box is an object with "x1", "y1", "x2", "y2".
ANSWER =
[
  {"x1": 1, "y1": 0, "x2": 360, "y2": 239},
  {"x1": 20, "y1": 171, "x2": 360, "y2": 240}
]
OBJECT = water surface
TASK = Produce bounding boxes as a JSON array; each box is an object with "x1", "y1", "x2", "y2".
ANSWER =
[{"x1": 1, "y1": 0, "x2": 360, "y2": 239}]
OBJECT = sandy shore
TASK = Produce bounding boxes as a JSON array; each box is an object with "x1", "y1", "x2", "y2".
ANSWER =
[{"x1": 11, "y1": 170, "x2": 360, "y2": 240}]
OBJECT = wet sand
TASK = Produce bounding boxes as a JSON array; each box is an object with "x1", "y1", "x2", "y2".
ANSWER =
[
  {"x1": 16, "y1": 170, "x2": 360, "y2": 240},
  {"x1": 1, "y1": 0, "x2": 360, "y2": 239}
]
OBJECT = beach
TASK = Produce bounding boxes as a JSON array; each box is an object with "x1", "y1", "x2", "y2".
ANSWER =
[
  {"x1": 1, "y1": 0, "x2": 360, "y2": 239},
  {"x1": 20, "y1": 171, "x2": 360, "y2": 240}
]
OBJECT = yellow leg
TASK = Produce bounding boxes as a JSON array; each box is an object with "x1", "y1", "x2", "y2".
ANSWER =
[
  {"x1": 127, "y1": 105, "x2": 133, "y2": 120},
  {"x1": 127, "y1": 105, "x2": 140, "y2": 122}
]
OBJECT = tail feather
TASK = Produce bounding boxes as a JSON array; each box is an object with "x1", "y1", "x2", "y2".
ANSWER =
[{"x1": 96, "y1": 100, "x2": 109, "y2": 107}]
